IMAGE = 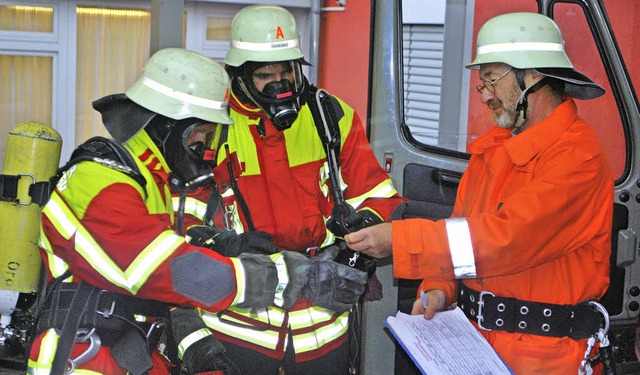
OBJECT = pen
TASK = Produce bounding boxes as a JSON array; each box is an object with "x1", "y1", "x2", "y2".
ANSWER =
[{"x1": 420, "y1": 290, "x2": 428, "y2": 309}]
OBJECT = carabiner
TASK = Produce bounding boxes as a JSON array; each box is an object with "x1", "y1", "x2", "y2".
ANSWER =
[
  {"x1": 589, "y1": 300, "x2": 610, "y2": 335},
  {"x1": 66, "y1": 328, "x2": 101, "y2": 374},
  {"x1": 348, "y1": 251, "x2": 360, "y2": 267}
]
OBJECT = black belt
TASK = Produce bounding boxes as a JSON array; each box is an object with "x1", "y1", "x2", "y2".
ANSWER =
[
  {"x1": 457, "y1": 282, "x2": 602, "y2": 339},
  {"x1": 37, "y1": 280, "x2": 176, "y2": 375}
]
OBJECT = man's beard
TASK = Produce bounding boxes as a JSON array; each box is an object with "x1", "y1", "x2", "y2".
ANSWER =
[
  {"x1": 486, "y1": 87, "x2": 522, "y2": 129},
  {"x1": 487, "y1": 98, "x2": 516, "y2": 129}
]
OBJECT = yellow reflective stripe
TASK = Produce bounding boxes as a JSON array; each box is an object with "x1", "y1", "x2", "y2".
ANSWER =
[
  {"x1": 28, "y1": 329, "x2": 107, "y2": 374},
  {"x1": 39, "y1": 222, "x2": 70, "y2": 278},
  {"x1": 319, "y1": 163, "x2": 330, "y2": 198},
  {"x1": 344, "y1": 178, "x2": 398, "y2": 209},
  {"x1": 38, "y1": 329, "x2": 57, "y2": 366},
  {"x1": 178, "y1": 328, "x2": 212, "y2": 359},
  {"x1": 291, "y1": 312, "x2": 349, "y2": 353},
  {"x1": 172, "y1": 196, "x2": 208, "y2": 220},
  {"x1": 288, "y1": 306, "x2": 335, "y2": 328},
  {"x1": 226, "y1": 306, "x2": 286, "y2": 325},
  {"x1": 229, "y1": 258, "x2": 246, "y2": 305},
  {"x1": 44, "y1": 191, "x2": 185, "y2": 294},
  {"x1": 320, "y1": 229, "x2": 335, "y2": 247},
  {"x1": 201, "y1": 310, "x2": 281, "y2": 350}
]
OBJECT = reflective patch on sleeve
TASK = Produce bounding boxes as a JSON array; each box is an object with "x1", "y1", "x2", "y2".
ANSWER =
[
  {"x1": 170, "y1": 251, "x2": 235, "y2": 306},
  {"x1": 445, "y1": 218, "x2": 476, "y2": 278}
]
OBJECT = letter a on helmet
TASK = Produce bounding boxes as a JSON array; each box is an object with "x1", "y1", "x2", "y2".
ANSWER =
[{"x1": 225, "y1": 5, "x2": 305, "y2": 67}]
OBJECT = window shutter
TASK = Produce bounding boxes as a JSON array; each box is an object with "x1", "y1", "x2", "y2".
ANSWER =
[{"x1": 402, "y1": 24, "x2": 444, "y2": 146}]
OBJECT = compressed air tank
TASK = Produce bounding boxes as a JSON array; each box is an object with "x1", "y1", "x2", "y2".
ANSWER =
[{"x1": 0, "y1": 122, "x2": 61, "y2": 326}]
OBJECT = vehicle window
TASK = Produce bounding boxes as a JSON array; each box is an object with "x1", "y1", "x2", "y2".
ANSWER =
[
  {"x1": 400, "y1": 0, "x2": 630, "y2": 180},
  {"x1": 401, "y1": 0, "x2": 539, "y2": 153},
  {"x1": 553, "y1": 2, "x2": 628, "y2": 179}
]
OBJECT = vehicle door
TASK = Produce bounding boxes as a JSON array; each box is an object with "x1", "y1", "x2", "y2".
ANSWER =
[{"x1": 361, "y1": 0, "x2": 640, "y2": 374}]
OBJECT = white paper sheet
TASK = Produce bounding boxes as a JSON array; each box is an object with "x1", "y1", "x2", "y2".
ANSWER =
[{"x1": 385, "y1": 307, "x2": 513, "y2": 375}]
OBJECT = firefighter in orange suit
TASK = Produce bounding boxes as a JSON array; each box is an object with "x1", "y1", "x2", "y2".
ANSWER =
[
  {"x1": 27, "y1": 48, "x2": 367, "y2": 375},
  {"x1": 185, "y1": 5, "x2": 405, "y2": 375},
  {"x1": 345, "y1": 12, "x2": 613, "y2": 374}
]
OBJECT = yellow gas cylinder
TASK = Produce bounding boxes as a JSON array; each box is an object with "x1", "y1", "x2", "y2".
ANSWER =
[{"x1": 0, "y1": 122, "x2": 62, "y2": 294}]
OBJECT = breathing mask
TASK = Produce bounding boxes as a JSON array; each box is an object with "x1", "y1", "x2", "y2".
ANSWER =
[
  {"x1": 146, "y1": 116, "x2": 224, "y2": 193},
  {"x1": 239, "y1": 60, "x2": 306, "y2": 130}
]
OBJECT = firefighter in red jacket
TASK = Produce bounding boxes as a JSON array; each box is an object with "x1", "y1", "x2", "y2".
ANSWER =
[
  {"x1": 27, "y1": 47, "x2": 367, "y2": 375},
  {"x1": 184, "y1": 5, "x2": 405, "y2": 375},
  {"x1": 346, "y1": 12, "x2": 613, "y2": 374}
]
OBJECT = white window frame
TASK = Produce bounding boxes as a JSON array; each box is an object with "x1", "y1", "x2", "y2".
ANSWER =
[{"x1": 0, "y1": 0, "x2": 77, "y2": 163}]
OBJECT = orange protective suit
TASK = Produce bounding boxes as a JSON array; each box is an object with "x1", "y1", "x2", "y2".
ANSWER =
[{"x1": 392, "y1": 98, "x2": 613, "y2": 374}]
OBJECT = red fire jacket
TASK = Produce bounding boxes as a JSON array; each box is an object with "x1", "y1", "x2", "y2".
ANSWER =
[{"x1": 203, "y1": 91, "x2": 404, "y2": 361}]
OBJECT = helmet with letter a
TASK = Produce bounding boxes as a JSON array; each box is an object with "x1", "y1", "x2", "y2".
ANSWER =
[
  {"x1": 466, "y1": 12, "x2": 604, "y2": 100},
  {"x1": 225, "y1": 5, "x2": 309, "y2": 130},
  {"x1": 93, "y1": 48, "x2": 233, "y2": 191}
]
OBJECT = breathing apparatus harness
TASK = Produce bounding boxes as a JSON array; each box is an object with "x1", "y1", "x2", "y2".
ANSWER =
[{"x1": 31, "y1": 137, "x2": 179, "y2": 375}]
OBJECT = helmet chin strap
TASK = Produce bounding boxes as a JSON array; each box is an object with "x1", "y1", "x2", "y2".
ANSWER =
[
  {"x1": 512, "y1": 69, "x2": 550, "y2": 130},
  {"x1": 236, "y1": 77, "x2": 266, "y2": 112}
]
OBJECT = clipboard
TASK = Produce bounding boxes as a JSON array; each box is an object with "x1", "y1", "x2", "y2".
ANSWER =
[{"x1": 385, "y1": 307, "x2": 514, "y2": 375}]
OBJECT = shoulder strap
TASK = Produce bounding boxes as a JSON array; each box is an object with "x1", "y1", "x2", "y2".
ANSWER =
[
  {"x1": 306, "y1": 85, "x2": 344, "y2": 163},
  {"x1": 306, "y1": 85, "x2": 346, "y2": 205},
  {"x1": 55, "y1": 136, "x2": 147, "y2": 196}
]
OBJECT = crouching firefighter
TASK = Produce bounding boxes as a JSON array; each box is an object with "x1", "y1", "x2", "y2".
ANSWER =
[{"x1": 27, "y1": 47, "x2": 369, "y2": 375}]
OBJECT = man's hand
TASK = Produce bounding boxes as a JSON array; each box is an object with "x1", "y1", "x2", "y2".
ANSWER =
[
  {"x1": 410, "y1": 289, "x2": 447, "y2": 320},
  {"x1": 344, "y1": 223, "x2": 393, "y2": 258}
]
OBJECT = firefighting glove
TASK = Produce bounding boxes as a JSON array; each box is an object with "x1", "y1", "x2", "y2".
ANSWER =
[
  {"x1": 326, "y1": 204, "x2": 383, "y2": 238},
  {"x1": 237, "y1": 250, "x2": 367, "y2": 312},
  {"x1": 170, "y1": 307, "x2": 240, "y2": 375},
  {"x1": 320, "y1": 240, "x2": 382, "y2": 301},
  {"x1": 185, "y1": 225, "x2": 278, "y2": 256}
]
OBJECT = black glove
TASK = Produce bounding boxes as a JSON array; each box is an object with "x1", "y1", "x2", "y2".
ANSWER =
[
  {"x1": 182, "y1": 335, "x2": 240, "y2": 375},
  {"x1": 170, "y1": 307, "x2": 241, "y2": 375},
  {"x1": 326, "y1": 204, "x2": 383, "y2": 238},
  {"x1": 320, "y1": 241, "x2": 381, "y2": 301},
  {"x1": 281, "y1": 249, "x2": 368, "y2": 312},
  {"x1": 185, "y1": 225, "x2": 278, "y2": 256}
]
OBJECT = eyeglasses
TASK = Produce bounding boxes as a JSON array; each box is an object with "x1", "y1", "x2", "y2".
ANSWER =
[{"x1": 475, "y1": 69, "x2": 513, "y2": 94}]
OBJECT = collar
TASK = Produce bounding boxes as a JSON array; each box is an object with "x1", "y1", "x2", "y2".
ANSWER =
[
  {"x1": 125, "y1": 129, "x2": 171, "y2": 174},
  {"x1": 469, "y1": 98, "x2": 578, "y2": 166},
  {"x1": 229, "y1": 90, "x2": 265, "y2": 119}
]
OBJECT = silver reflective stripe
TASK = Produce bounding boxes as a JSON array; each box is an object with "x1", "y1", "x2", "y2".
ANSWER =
[
  {"x1": 139, "y1": 75, "x2": 227, "y2": 110},
  {"x1": 445, "y1": 218, "x2": 476, "y2": 278},
  {"x1": 271, "y1": 253, "x2": 289, "y2": 307},
  {"x1": 231, "y1": 38, "x2": 299, "y2": 52},
  {"x1": 478, "y1": 42, "x2": 564, "y2": 55}
]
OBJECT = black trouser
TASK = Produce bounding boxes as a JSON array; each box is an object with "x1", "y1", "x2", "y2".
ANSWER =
[{"x1": 220, "y1": 331, "x2": 350, "y2": 375}]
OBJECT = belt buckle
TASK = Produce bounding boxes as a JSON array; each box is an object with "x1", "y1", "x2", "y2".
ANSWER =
[{"x1": 477, "y1": 290, "x2": 495, "y2": 331}]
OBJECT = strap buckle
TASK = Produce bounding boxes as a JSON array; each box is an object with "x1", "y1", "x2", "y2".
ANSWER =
[{"x1": 477, "y1": 290, "x2": 495, "y2": 331}]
